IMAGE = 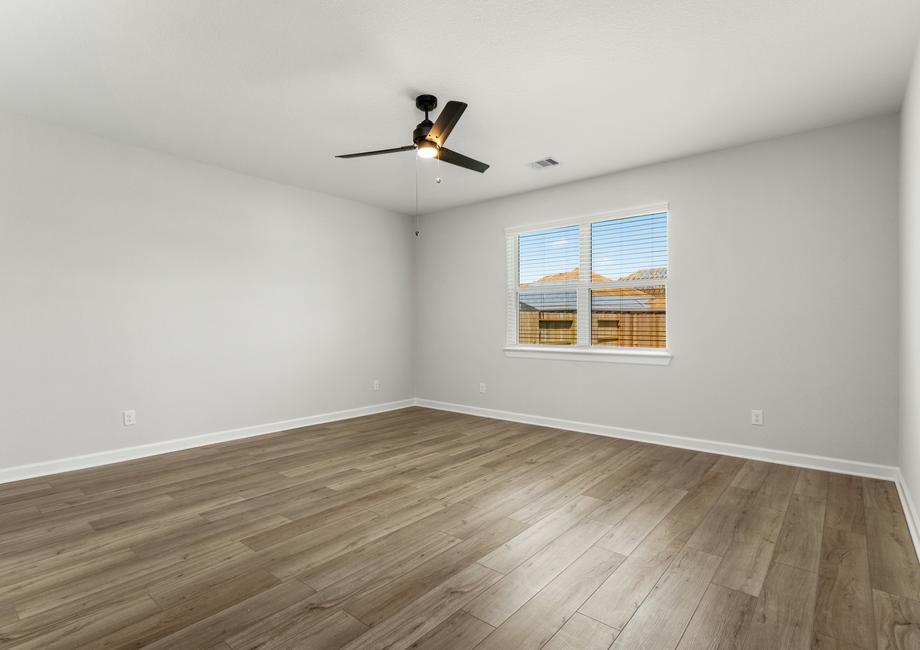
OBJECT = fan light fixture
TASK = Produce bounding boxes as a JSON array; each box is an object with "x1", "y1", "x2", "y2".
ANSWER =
[
  {"x1": 417, "y1": 140, "x2": 439, "y2": 159},
  {"x1": 335, "y1": 95, "x2": 489, "y2": 173}
]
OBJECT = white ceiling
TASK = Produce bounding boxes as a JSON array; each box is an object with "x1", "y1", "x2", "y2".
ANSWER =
[{"x1": 0, "y1": 1, "x2": 918, "y2": 215}]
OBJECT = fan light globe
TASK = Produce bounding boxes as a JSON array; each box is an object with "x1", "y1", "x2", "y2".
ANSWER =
[{"x1": 417, "y1": 141, "x2": 438, "y2": 159}]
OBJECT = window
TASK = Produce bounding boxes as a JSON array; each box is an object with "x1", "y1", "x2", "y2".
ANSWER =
[{"x1": 506, "y1": 204, "x2": 670, "y2": 364}]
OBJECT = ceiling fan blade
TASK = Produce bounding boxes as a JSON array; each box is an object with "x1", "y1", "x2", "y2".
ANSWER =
[
  {"x1": 428, "y1": 101, "x2": 467, "y2": 146},
  {"x1": 439, "y1": 147, "x2": 489, "y2": 173},
  {"x1": 335, "y1": 145, "x2": 415, "y2": 159}
]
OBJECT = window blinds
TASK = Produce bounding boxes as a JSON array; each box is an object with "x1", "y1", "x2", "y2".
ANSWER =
[
  {"x1": 590, "y1": 213, "x2": 668, "y2": 348},
  {"x1": 508, "y1": 210, "x2": 668, "y2": 350},
  {"x1": 515, "y1": 224, "x2": 581, "y2": 345},
  {"x1": 517, "y1": 225, "x2": 580, "y2": 287},
  {"x1": 591, "y1": 213, "x2": 668, "y2": 282}
]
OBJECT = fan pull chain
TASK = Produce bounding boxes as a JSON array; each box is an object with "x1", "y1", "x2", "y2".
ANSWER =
[{"x1": 414, "y1": 153, "x2": 420, "y2": 237}]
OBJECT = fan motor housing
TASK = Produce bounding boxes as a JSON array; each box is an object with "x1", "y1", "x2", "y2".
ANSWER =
[{"x1": 413, "y1": 119, "x2": 433, "y2": 144}]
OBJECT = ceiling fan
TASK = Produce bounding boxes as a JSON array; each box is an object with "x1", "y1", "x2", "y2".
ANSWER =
[{"x1": 335, "y1": 94, "x2": 489, "y2": 173}]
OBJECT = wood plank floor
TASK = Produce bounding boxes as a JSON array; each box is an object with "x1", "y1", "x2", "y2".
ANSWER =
[{"x1": 1, "y1": 407, "x2": 918, "y2": 649}]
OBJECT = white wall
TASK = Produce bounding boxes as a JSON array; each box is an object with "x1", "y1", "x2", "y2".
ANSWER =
[
  {"x1": 417, "y1": 115, "x2": 900, "y2": 466},
  {"x1": 902, "y1": 45, "x2": 920, "y2": 511},
  {"x1": 0, "y1": 113, "x2": 415, "y2": 469}
]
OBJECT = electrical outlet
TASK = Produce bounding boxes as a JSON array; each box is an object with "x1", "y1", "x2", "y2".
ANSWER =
[
  {"x1": 372, "y1": 379, "x2": 380, "y2": 391},
  {"x1": 751, "y1": 409, "x2": 764, "y2": 426},
  {"x1": 123, "y1": 409, "x2": 136, "y2": 426},
  {"x1": 479, "y1": 382, "x2": 487, "y2": 394}
]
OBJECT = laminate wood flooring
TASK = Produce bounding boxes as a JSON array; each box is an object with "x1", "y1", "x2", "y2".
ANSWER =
[{"x1": 0, "y1": 407, "x2": 918, "y2": 649}]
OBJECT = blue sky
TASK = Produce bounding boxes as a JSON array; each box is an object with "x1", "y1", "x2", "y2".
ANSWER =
[{"x1": 519, "y1": 212, "x2": 667, "y2": 284}]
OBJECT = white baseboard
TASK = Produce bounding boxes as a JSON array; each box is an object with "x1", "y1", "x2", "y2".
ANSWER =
[
  {"x1": 896, "y1": 470, "x2": 920, "y2": 564},
  {"x1": 418, "y1": 398, "x2": 920, "y2": 561},
  {"x1": 414, "y1": 398, "x2": 900, "y2": 481},
  {"x1": 0, "y1": 399, "x2": 416, "y2": 485}
]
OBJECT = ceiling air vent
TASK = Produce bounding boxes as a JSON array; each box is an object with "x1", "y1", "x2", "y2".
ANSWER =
[{"x1": 528, "y1": 157, "x2": 560, "y2": 169}]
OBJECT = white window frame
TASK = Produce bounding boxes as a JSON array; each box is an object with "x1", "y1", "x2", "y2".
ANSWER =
[{"x1": 505, "y1": 202, "x2": 671, "y2": 365}]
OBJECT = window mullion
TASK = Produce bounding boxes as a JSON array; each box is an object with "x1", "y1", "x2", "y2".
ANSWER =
[{"x1": 577, "y1": 223, "x2": 592, "y2": 346}]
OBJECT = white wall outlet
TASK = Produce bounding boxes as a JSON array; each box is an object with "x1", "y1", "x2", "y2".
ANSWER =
[
  {"x1": 479, "y1": 382, "x2": 487, "y2": 394},
  {"x1": 751, "y1": 409, "x2": 764, "y2": 426},
  {"x1": 123, "y1": 409, "x2": 136, "y2": 426},
  {"x1": 372, "y1": 379, "x2": 380, "y2": 391}
]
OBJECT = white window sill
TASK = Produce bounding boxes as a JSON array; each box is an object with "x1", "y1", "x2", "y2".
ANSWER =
[{"x1": 503, "y1": 345, "x2": 672, "y2": 365}]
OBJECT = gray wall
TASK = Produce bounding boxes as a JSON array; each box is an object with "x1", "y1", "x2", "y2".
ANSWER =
[
  {"x1": 417, "y1": 115, "x2": 900, "y2": 466},
  {"x1": 0, "y1": 111, "x2": 903, "y2": 472},
  {"x1": 0, "y1": 113, "x2": 415, "y2": 468},
  {"x1": 902, "y1": 44, "x2": 920, "y2": 508}
]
